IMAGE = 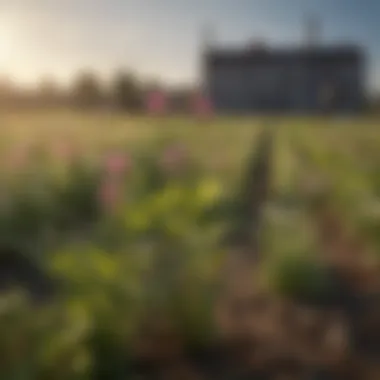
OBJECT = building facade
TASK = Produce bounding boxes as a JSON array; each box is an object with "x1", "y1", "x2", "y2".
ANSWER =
[{"x1": 202, "y1": 44, "x2": 365, "y2": 114}]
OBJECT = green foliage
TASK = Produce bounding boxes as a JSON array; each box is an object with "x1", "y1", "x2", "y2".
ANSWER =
[
  {"x1": 269, "y1": 254, "x2": 335, "y2": 303},
  {"x1": 71, "y1": 70, "x2": 104, "y2": 109},
  {"x1": 0, "y1": 121, "x2": 380, "y2": 378},
  {"x1": 0, "y1": 138, "x2": 227, "y2": 378},
  {"x1": 52, "y1": 160, "x2": 103, "y2": 230},
  {"x1": 111, "y1": 71, "x2": 143, "y2": 111}
]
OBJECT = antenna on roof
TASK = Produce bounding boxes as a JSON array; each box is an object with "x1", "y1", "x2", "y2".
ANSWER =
[{"x1": 304, "y1": 13, "x2": 321, "y2": 47}]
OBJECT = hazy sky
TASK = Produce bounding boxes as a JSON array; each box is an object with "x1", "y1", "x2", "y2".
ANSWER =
[{"x1": 0, "y1": 0, "x2": 379, "y2": 92}]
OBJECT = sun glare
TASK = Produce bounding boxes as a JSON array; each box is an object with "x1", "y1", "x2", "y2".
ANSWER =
[
  {"x1": 0, "y1": 34, "x2": 12, "y2": 59},
  {"x1": 0, "y1": 19, "x2": 17, "y2": 68}
]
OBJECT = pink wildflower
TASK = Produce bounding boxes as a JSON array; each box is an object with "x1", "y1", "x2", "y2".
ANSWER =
[
  {"x1": 104, "y1": 152, "x2": 132, "y2": 176},
  {"x1": 146, "y1": 90, "x2": 167, "y2": 115}
]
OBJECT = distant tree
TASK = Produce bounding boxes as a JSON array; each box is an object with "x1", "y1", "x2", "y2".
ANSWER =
[
  {"x1": 143, "y1": 79, "x2": 163, "y2": 94},
  {"x1": 71, "y1": 70, "x2": 104, "y2": 109},
  {"x1": 169, "y1": 87, "x2": 193, "y2": 113},
  {"x1": 0, "y1": 76, "x2": 15, "y2": 108},
  {"x1": 37, "y1": 76, "x2": 63, "y2": 107},
  {"x1": 111, "y1": 71, "x2": 142, "y2": 111}
]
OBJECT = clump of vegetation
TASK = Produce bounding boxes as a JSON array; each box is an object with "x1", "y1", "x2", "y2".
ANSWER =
[{"x1": 0, "y1": 122, "x2": 379, "y2": 379}]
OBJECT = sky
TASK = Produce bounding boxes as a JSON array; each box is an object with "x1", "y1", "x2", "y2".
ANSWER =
[{"x1": 0, "y1": 0, "x2": 379, "y2": 92}]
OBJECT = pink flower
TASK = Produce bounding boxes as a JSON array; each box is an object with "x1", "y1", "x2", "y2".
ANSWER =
[
  {"x1": 98, "y1": 177, "x2": 122, "y2": 212},
  {"x1": 146, "y1": 90, "x2": 167, "y2": 115},
  {"x1": 104, "y1": 152, "x2": 131, "y2": 176}
]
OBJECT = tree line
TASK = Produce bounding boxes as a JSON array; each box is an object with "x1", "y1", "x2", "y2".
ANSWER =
[{"x1": 0, "y1": 69, "x2": 196, "y2": 112}]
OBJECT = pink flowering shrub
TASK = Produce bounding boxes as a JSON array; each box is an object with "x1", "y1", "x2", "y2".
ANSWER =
[{"x1": 95, "y1": 151, "x2": 133, "y2": 216}]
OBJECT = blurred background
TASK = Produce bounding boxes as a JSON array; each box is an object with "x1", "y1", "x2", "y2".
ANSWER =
[
  {"x1": 0, "y1": 1, "x2": 380, "y2": 379},
  {"x1": 0, "y1": 0, "x2": 379, "y2": 112}
]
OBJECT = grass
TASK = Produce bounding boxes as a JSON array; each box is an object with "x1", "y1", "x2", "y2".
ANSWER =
[
  {"x1": 2, "y1": 110, "x2": 380, "y2": 221},
  {"x1": 0, "y1": 110, "x2": 380, "y2": 378},
  {"x1": 2, "y1": 111, "x2": 379, "y2": 247},
  {"x1": 2, "y1": 110, "x2": 380, "y2": 166},
  {"x1": 2, "y1": 110, "x2": 379, "y2": 216}
]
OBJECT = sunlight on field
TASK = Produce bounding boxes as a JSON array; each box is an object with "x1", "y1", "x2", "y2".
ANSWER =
[{"x1": 2, "y1": 110, "x2": 380, "y2": 161}]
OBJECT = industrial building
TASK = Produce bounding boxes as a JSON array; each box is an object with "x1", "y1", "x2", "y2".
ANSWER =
[{"x1": 202, "y1": 18, "x2": 366, "y2": 114}]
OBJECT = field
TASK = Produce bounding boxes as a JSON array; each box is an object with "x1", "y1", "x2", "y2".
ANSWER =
[{"x1": 1, "y1": 110, "x2": 380, "y2": 379}]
